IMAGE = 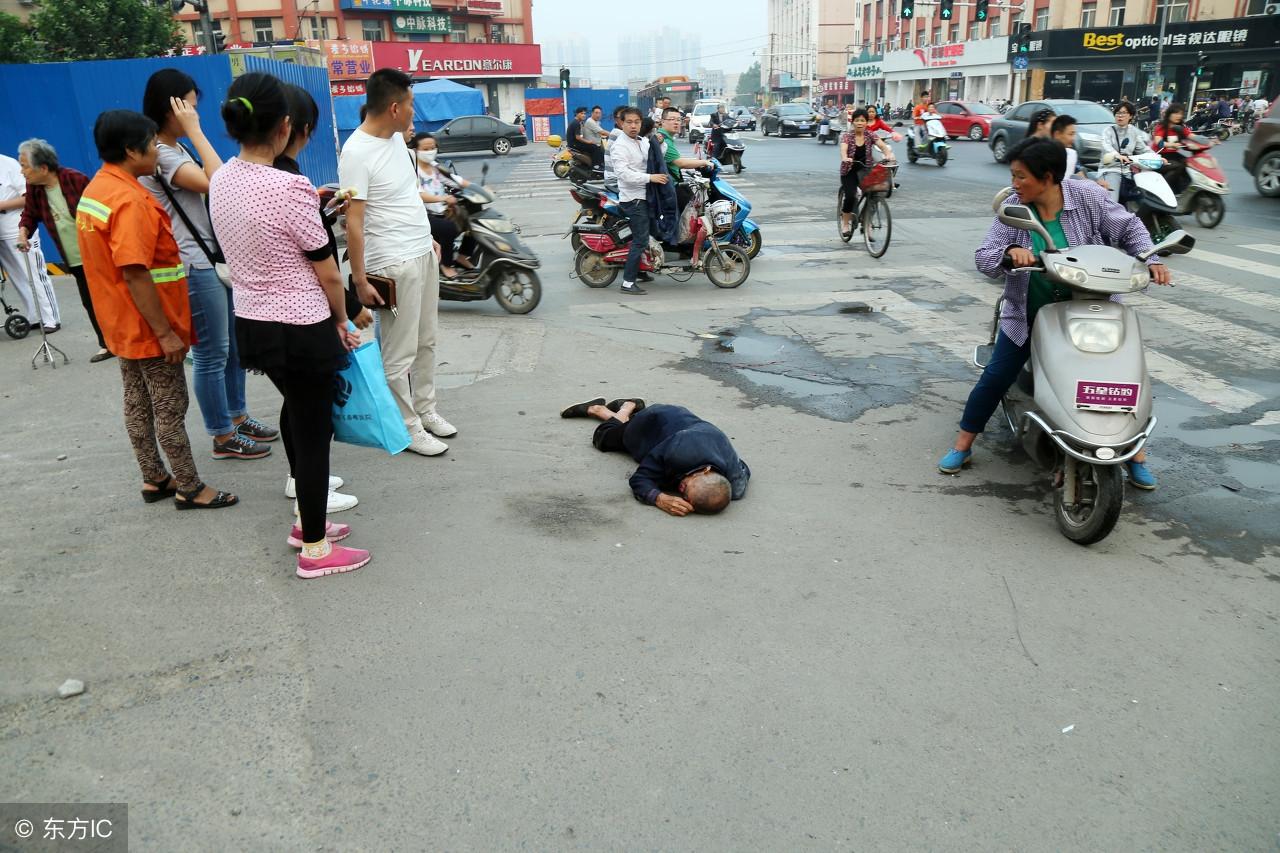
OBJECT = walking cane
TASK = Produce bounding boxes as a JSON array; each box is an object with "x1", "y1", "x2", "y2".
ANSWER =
[{"x1": 22, "y1": 248, "x2": 69, "y2": 370}]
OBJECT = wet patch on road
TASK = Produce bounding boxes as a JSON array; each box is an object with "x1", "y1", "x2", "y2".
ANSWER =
[
  {"x1": 678, "y1": 302, "x2": 972, "y2": 424},
  {"x1": 505, "y1": 494, "x2": 618, "y2": 538}
]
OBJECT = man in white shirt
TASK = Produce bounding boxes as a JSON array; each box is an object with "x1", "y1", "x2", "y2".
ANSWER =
[
  {"x1": 602, "y1": 105, "x2": 626, "y2": 189},
  {"x1": 0, "y1": 152, "x2": 59, "y2": 331},
  {"x1": 611, "y1": 107, "x2": 669, "y2": 295},
  {"x1": 340, "y1": 68, "x2": 454, "y2": 457},
  {"x1": 1251, "y1": 96, "x2": 1270, "y2": 116}
]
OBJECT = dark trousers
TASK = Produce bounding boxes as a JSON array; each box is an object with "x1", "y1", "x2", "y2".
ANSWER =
[
  {"x1": 840, "y1": 167, "x2": 866, "y2": 213},
  {"x1": 592, "y1": 416, "x2": 630, "y2": 452},
  {"x1": 118, "y1": 356, "x2": 199, "y2": 493},
  {"x1": 589, "y1": 145, "x2": 604, "y2": 170},
  {"x1": 69, "y1": 265, "x2": 106, "y2": 349},
  {"x1": 960, "y1": 331, "x2": 1031, "y2": 434},
  {"x1": 427, "y1": 213, "x2": 477, "y2": 268},
  {"x1": 619, "y1": 199, "x2": 650, "y2": 284},
  {"x1": 264, "y1": 367, "x2": 336, "y2": 543}
]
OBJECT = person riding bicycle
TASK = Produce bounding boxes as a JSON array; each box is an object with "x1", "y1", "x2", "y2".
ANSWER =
[{"x1": 839, "y1": 108, "x2": 895, "y2": 236}]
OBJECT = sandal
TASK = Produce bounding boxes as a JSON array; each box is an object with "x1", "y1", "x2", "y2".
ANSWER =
[
  {"x1": 174, "y1": 482, "x2": 239, "y2": 510},
  {"x1": 606, "y1": 398, "x2": 646, "y2": 414},
  {"x1": 141, "y1": 474, "x2": 177, "y2": 503},
  {"x1": 560, "y1": 397, "x2": 606, "y2": 418}
]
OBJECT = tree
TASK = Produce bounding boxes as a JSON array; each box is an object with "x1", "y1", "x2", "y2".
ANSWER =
[
  {"x1": 737, "y1": 61, "x2": 761, "y2": 96},
  {"x1": 0, "y1": 12, "x2": 40, "y2": 64},
  {"x1": 32, "y1": 0, "x2": 184, "y2": 62}
]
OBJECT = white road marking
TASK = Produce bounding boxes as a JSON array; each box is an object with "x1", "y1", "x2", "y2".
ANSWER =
[
  {"x1": 1184, "y1": 248, "x2": 1280, "y2": 279},
  {"x1": 1169, "y1": 271, "x2": 1280, "y2": 314},
  {"x1": 1240, "y1": 244, "x2": 1280, "y2": 257},
  {"x1": 1143, "y1": 351, "x2": 1265, "y2": 414}
]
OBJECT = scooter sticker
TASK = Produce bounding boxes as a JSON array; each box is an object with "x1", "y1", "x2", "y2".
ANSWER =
[{"x1": 1076, "y1": 381, "x2": 1140, "y2": 411}]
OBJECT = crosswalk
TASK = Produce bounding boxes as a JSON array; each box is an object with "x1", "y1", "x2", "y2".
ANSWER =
[{"x1": 536, "y1": 219, "x2": 1278, "y2": 427}]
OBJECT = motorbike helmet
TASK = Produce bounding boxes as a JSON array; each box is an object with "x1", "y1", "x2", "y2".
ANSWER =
[{"x1": 545, "y1": 134, "x2": 563, "y2": 148}]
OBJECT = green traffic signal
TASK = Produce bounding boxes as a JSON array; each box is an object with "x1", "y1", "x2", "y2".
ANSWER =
[
  {"x1": 901, "y1": 2, "x2": 914, "y2": 19},
  {"x1": 940, "y1": 0, "x2": 953, "y2": 18},
  {"x1": 975, "y1": 0, "x2": 988, "y2": 20}
]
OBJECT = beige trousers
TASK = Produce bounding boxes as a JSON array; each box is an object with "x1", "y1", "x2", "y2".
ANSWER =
[{"x1": 372, "y1": 252, "x2": 439, "y2": 433}]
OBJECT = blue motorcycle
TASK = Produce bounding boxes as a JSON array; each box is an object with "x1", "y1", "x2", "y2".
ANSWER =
[{"x1": 707, "y1": 162, "x2": 762, "y2": 258}]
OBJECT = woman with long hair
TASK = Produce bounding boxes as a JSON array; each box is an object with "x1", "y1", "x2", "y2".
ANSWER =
[{"x1": 209, "y1": 73, "x2": 369, "y2": 579}]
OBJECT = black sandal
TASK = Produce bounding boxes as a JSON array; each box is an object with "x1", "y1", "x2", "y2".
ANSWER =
[
  {"x1": 606, "y1": 398, "x2": 646, "y2": 414},
  {"x1": 560, "y1": 397, "x2": 606, "y2": 418},
  {"x1": 174, "y1": 482, "x2": 239, "y2": 510},
  {"x1": 141, "y1": 474, "x2": 177, "y2": 503}
]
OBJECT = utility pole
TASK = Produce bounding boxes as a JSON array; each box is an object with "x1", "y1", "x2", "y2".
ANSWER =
[
  {"x1": 1152, "y1": 1, "x2": 1168, "y2": 100},
  {"x1": 171, "y1": 0, "x2": 217, "y2": 54}
]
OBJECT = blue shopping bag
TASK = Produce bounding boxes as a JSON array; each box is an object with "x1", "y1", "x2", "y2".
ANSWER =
[{"x1": 332, "y1": 337, "x2": 412, "y2": 454}]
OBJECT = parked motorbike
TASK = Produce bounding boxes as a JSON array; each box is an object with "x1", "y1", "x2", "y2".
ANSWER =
[
  {"x1": 434, "y1": 163, "x2": 542, "y2": 313},
  {"x1": 571, "y1": 171, "x2": 751, "y2": 289},
  {"x1": 975, "y1": 193, "x2": 1195, "y2": 544},
  {"x1": 905, "y1": 111, "x2": 950, "y2": 166}
]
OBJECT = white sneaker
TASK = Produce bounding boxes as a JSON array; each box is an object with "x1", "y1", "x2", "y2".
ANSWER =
[
  {"x1": 420, "y1": 412, "x2": 457, "y2": 438},
  {"x1": 294, "y1": 491, "x2": 359, "y2": 515},
  {"x1": 407, "y1": 429, "x2": 449, "y2": 456},
  {"x1": 285, "y1": 474, "x2": 345, "y2": 499}
]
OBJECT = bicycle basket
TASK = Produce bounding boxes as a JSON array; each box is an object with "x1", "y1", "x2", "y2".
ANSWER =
[
  {"x1": 860, "y1": 164, "x2": 891, "y2": 193},
  {"x1": 708, "y1": 200, "x2": 736, "y2": 235}
]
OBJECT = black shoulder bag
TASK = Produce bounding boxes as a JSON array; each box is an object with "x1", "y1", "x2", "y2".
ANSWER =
[{"x1": 154, "y1": 151, "x2": 230, "y2": 287}]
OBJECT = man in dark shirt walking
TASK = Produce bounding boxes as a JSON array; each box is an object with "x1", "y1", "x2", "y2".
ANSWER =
[{"x1": 561, "y1": 397, "x2": 750, "y2": 516}]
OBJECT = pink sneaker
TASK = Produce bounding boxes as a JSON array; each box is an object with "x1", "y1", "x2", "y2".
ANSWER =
[
  {"x1": 296, "y1": 544, "x2": 370, "y2": 579},
  {"x1": 286, "y1": 520, "x2": 352, "y2": 548}
]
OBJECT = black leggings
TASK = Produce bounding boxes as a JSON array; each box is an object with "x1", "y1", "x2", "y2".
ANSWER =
[
  {"x1": 428, "y1": 213, "x2": 477, "y2": 267},
  {"x1": 840, "y1": 166, "x2": 866, "y2": 213},
  {"x1": 265, "y1": 367, "x2": 336, "y2": 543},
  {"x1": 69, "y1": 265, "x2": 107, "y2": 349}
]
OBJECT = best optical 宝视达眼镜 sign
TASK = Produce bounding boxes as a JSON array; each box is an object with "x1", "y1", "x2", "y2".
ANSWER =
[{"x1": 1014, "y1": 17, "x2": 1280, "y2": 59}]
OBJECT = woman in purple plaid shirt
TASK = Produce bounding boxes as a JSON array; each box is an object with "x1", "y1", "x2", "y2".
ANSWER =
[{"x1": 938, "y1": 138, "x2": 1172, "y2": 491}]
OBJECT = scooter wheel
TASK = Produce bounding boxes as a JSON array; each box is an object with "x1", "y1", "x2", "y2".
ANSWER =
[
  {"x1": 574, "y1": 247, "x2": 618, "y2": 288},
  {"x1": 5, "y1": 313, "x2": 30, "y2": 339},
  {"x1": 552, "y1": 160, "x2": 570, "y2": 179},
  {"x1": 936, "y1": 149, "x2": 948, "y2": 167},
  {"x1": 1192, "y1": 192, "x2": 1224, "y2": 229},
  {"x1": 734, "y1": 229, "x2": 762, "y2": 259},
  {"x1": 734, "y1": 159, "x2": 742, "y2": 174},
  {"x1": 706, "y1": 245, "x2": 750, "y2": 289},
  {"x1": 1055, "y1": 463, "x2": 1124, "y2": 545},
  {"x1": 494, "y1": 268, "x2": 541, "y2": 314}
]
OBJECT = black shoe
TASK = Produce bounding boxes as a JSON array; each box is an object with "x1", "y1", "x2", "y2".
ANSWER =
[
  {"x1": 621, "y1": 283, "x2": 647, "y2": 295},
  {"x1": 637, "y1": 272, "x2": 654, "y2": 282},
  {"x1": 606, "y1": 398, "x2": 645, "y2": 414},
  {"x1": 560, "y1": 397, "x2": 606, "y2": 418}
]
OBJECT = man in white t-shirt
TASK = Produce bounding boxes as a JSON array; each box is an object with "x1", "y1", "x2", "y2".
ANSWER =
[
  {"x1": 0, "y1": 152, "x2": 60, "y2": 331},
  {"x1": 340, "y1": 68, "x2": 454, "y2": 457}
]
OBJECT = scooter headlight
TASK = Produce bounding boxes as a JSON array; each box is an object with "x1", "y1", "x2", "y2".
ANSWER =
[
  {"x1": 492, "y1": 240, "x2": 514, "y2": 253},
  {"x1": 477, "y1": 217, "x2": 515, "y2": 233},
  {"x1": 1051, "y1": 262, "x2": 1090, "y2": 286},
  {"x1": 1068, "y1": 318, "x2": 1123, "y2": 353}
]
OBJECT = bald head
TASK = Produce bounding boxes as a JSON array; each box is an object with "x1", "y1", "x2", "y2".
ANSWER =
[{"x1": 682, "y1": 470, "x2": 731, "y2": 514}]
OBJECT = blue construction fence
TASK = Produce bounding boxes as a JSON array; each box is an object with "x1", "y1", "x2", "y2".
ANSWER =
[
  {"x1": 523, "y1": 88, "x2": 629, "y2": 140},
  {"x1": 0, "y1": 54, "x2": 336, "y2": 263}
]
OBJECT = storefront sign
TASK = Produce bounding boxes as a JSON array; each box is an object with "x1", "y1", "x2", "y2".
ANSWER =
[
  {"x1": 1015, "y1": 17, "x2": 1280, "y2": 59},
  {"x1": 819, "y1": 77, "x2": 855, "y2": 94},
  {"x1": 331, "y1": 81, "x2": 367, "y2": 96},
  {"x1": 531, "y1": 116, "x2": 550, "y2": 141},
  {"x1": 467, "y1": 0, "x2": 503, "y2": 14},
  {"x1": 319, "y1": 40, "x2": 374, "y2": 81},
  {"x1": 1043, "y1": 71, "x2": 1077, "y2": 98},
  {"x1": 883, "y1": 37, "x2": 1008, "y2": 73},
  {"x1": 373, "y1": 42, "x2": 542, "y2": 77},
  {"x1": 339, "y1": 0, "x2": 440, "y2": 10},
  {"x1": 392, "y1": 12, "x2": 450, "y2": 34},
  {"x1": 845, "y1": 61, "x2": 883, "y2": 80},
  {"x1": 1079, "y1": 69, "x2": 1123, "y2": 101},
  {"x1": 1241, "y1": 69, "x2": 1263, "y2": 94}
]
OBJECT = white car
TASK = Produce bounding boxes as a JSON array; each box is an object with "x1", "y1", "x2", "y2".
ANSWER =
[{"x1": 688, "y1": 101, "x2": 727, "y2": 139}]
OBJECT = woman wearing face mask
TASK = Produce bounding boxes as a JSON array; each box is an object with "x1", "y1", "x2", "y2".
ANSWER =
[
  {"x1": 411, "y1": 132, "x2": 475, "y2": 280},
  {"x1": 209, "y1": 72, "x2": 368, "y2": 579},
  {"x1": 1098, "y1": 101, "x2": 1150, "y2": 199},
  {"x1": 839, "y1": 108, "x2": 896, "y2": 237}
]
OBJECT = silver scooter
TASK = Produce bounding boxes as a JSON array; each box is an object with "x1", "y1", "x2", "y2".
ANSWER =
[{"x1": 974, "y1": 195, "x2": 1195, "y2": 545}]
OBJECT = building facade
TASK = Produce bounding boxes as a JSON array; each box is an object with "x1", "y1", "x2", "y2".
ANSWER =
[{"x1": 767, "y1": 0, "x2": 819, "y2": 98}]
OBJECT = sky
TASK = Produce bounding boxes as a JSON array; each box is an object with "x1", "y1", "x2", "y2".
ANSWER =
[{"x1": 531, "y1": 0, "x2": 766, "y2": 82}]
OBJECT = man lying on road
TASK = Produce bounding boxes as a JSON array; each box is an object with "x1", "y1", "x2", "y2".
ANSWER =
[{"x1": 561, "y1": 397, "x2": 751, "y2": 516}]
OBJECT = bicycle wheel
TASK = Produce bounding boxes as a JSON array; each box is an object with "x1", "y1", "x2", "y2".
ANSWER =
[
  {"x1": 862, "y1": 196, "x2": 892, "y2": 258},
  {"x1": 837, "y1": 188, "x2": 853, "y2": 243}
]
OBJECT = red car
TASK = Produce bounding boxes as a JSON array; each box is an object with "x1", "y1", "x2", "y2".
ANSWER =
[{"x1": 934, "y1": 101, "x2": 1001, "y2": 140}]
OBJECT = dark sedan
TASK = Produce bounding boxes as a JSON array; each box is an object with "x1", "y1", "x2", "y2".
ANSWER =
[
  {"x1": 761, "y1": 104, "x2": 819, "y2": 137},
  {"x1": 988, "y1": 99, "x2": 1117, "y2": 166},
  {"x1": 728, "y1": 107, "x2": 756, "y2": 131},
  {"x1": 435, "y1": 115, "x2": 529, "y2": 155}
]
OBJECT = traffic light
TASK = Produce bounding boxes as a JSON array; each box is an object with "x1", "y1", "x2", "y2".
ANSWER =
[
  {"x1": 975, "y1": 0, "x2": 988, "y2": 21},
  {"x1": 1012, "y1": 22, "x2": 1032, "y2": 54},
  {"x1": 900, "y1": 0, "x2": 914, "y2": 19},
  {"x1": 939, "y1": 0, "x2": 953, "y2": 19},
  {"x1": 1194, "y1": 51, "x2": 1209, "y2": 77},
  {"x1": 559, "y1": 67, "x2": 570, "y2": 90}
]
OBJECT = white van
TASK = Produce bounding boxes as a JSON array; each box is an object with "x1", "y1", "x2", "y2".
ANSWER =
[{"x1": 688, "y1": 100, "x2": 727, "y2": 139}]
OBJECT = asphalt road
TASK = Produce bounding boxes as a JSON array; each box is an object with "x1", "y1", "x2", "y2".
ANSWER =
[{"x1": 2, "y1": 128, "x2": 1277, "y2": 851}]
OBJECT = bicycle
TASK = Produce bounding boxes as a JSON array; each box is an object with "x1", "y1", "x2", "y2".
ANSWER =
[{"x1": 837, "y1": 162, "x2": 896, "y2": 258}]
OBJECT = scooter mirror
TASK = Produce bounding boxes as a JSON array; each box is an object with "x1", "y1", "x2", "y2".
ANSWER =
[
  {"x1": 1139, "y1": 229, "x2": 1195, "y2": 260},
  {"x1": 991, "y1": 186, "x2": 1015, "y2": 213},
  {"x1": 997, "y1": 203, "x2": 1054, "y2": 246}
]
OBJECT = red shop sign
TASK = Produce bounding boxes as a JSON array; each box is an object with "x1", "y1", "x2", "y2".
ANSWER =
[
  {"x1": 467, "y1": 0, "x2": 503, "y2": 14},
  {"x1": 372, "y1": 41, "x2": 543, "y2": 78}
]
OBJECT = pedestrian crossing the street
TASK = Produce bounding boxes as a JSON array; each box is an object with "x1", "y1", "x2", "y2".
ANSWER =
[{"x1": 546, "y1": 221, "x2": 1279, "y2": 425}]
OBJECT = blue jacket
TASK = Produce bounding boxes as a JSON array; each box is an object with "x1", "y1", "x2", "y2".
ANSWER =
[
  {"x1": 646, "y1": 133, "x2": 679, "y2": 243},
  {"x1": 623, "y1": 404, "x2": 751, "y2": 504}
]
